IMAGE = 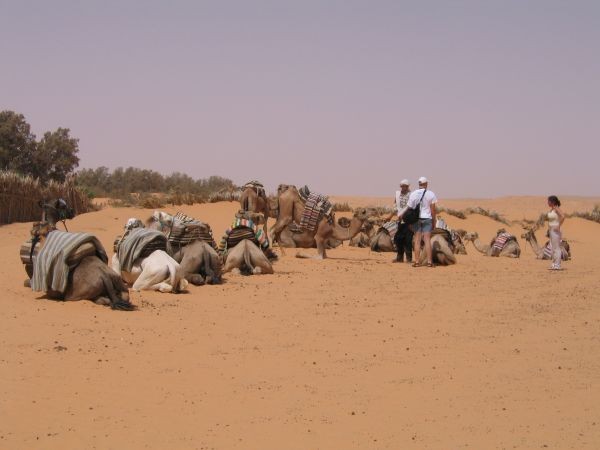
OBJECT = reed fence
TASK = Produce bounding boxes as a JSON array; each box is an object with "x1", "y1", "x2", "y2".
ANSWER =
[{"x1": 0, "y1": 171, "x2": 91, "y2": 225}]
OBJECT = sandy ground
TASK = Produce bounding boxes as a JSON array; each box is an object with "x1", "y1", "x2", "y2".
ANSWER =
[{"x1": 1, "y1": 196, "x2": 600, "y2": 449}]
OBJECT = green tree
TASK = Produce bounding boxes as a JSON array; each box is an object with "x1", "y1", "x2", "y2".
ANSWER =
[
  {"x1": 34, "y1": 128, "x2": 80, "y2": 182},
  {"x1": 0, "y1": 110, "x2": 37, "y2": 174}
]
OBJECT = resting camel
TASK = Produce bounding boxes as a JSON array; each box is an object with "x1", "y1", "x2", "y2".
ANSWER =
[
  {"x1": 521, "y1": 228, "x2": 570, "y2": 261},
  {"x1": 271, "y1": 185, "x2": 371, "y2": 259},
  {"x1": 464, "y1": 230, "x2": 521, "y2": 258},
  {"x1": 112, "y1": 250, "x2": 188, "y2": 293},
  {"x1": 172, "y1": 240, "x2": 223, "y2": 285},
  {"x1": 279, "y1": 209, "x2": 371, "y2": 259},
  {"x1": 417, "y1": 233, "x2": 457, "y2": 266},
  {"x1": 222, "y1": 239, "x2": 274, "y2": 275},
  {"x1": 143, "y1": 212, "x2": 222, "y2": 283},
  {"x1": 112, "y1": 226, "x2": 188, "y2": 293},
  {"x1": 28, "y1": 222, "x2": 134, "y2": 310}
]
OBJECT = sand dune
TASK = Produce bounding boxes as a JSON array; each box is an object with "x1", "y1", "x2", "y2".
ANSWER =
[{"x1": 1, "y1": 196, "x2": 599, "y2": 449}]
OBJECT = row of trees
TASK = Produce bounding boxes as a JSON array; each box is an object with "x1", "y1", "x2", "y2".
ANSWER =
[
  {"x1": 0, "y1": 110, "x2": 79, "y2": 183},
  {"x1": 76, "y1": 167, "x2": 235, "y2": 198},
  {"x1": 1, "y1": 110, "x2": 236, "y2": 198}
]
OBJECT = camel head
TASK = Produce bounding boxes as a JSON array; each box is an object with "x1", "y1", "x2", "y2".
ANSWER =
[
  {"x1": 521, "y1": 228, "x2": 535, "y2": 241},
  {"x1": 353, "y1": 208, "x2": 370, "y2": 223},
  {"x1": 30, "y1": 221, "x2": 54, "y2": 240},
  {"x1": 337, "y1": 217, "x2": 351, "y2": 228},
  {"x1": 464, "y1": 231, "x2": 479, "y2": 242},
  {"x1": 146, "y1": 210, "x2": 173, "y2": 232}
]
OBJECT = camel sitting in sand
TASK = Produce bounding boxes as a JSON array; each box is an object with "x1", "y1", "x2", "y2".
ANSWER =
[
  {"x1": 222, "y1": 239, "x2": 274, "y2": 275},
  {"x1": 113, "y1": 250, "x2": 188, "y2": 293},
  {"x1": 521, "y1": 228, "x2": 570, "y2": 261},
  {"x1": 143, "y1": 212, "x2": 222, "y2": 284},
  {"x1": 417, "y1": 232, "x2": 457, "y2": 266},
  {"x1": 271, "y1": 185, "x2": 371, "y2": 259},
  {"x1": 27, "y1": 222, "x2": 134, "y2": 310},
  {"x1": 172, "y1": 240, "x2": 223, "y2": 285},
  {"x1": 464, "y1": 229, "x2": 521, "y2": 258},
  {"x1": 112, "y1": 227, "x2": 188, "y2": 293}
]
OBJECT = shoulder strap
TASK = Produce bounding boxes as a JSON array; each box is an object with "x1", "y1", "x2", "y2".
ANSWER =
[{"x1": 418, "y1": 189, "x2": 427, "y2": 204}]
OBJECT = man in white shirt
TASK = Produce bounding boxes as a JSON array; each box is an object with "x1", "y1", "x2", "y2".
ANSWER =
[
  {"x1": 405, "y1": 176, "x2": 437, "y2": 267},
  {"x1": 392, "y1": 179, "x2": 413, "y2": 263}
]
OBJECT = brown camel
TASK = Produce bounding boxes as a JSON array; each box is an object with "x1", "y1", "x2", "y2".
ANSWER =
[
  {"x1": 171, "y1": 240, "x2": 223, "y2": 285},
  {"x1": 28, "y1": 222, "x2": 134, "y2": 310},
  {"x1": 417, "y1": 234, "x2": 457, "y2": 266},
  {"x1": 464, "y1": 230, "x2": 521, "y2": 258},
  {"x1": 239, "y1": 182, "x2": 275, "y2": 243},
  {"x1": 521, "y1": 228, "x2": 570, "y2": 261},
  {"x1": 222, "y1": 239, "x2": 274, "y2": 275},
  {"x1": 271, "y1": 185, "x2": 371, "y2": 258},
  {"x1": 287, "y1": 209, "x2": 371, "y2": 259}
]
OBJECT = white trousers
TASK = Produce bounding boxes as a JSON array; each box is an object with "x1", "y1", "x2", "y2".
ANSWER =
[{"x1": 549, "y1": 226, "x2": 562, "y2": 269}]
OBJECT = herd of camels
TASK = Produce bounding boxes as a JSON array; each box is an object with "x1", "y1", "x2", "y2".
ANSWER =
[{"x1": 20, "y1": 182, "x2": 571, "y2": 310}]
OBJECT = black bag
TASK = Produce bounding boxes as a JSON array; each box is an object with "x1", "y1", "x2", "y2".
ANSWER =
[{"x1": 403, "y1": 190, "x2": 427, "y2": 225}]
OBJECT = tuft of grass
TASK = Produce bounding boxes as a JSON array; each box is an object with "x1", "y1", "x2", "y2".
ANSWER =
[
  {"x1": 568, "y1": 205, "x2": 600, "y2": 223},
  {"x1": 332, "y1": 202, "x2": 352, "y2": 212}
]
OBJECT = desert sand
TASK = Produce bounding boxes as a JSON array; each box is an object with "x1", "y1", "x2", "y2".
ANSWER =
[{"x1": 1, "y1": 196, "x2": 600, "y2": 449}]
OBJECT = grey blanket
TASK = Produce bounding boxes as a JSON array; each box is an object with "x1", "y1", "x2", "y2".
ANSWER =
[
  {"x1": 117, "y1": 228, "x2": 169, "y2": 272},
  {"x1": 31, "y1": 230, "x2": 107, "y2": 294}
]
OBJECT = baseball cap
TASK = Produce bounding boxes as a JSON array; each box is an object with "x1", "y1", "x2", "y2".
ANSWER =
[
  {"x1": 400, "y1": 179, "x2": 409, "y2": 186},
  {"x1": 418, "y1": 176, "x2": 428, "y2": 184}
]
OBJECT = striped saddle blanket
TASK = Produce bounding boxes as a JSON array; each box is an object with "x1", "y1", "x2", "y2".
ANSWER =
[
  {"x1": 169, "y1": 212, "x2": 216, "y2": 248},
  {"x1": 218, "y1": 218, "x2": 269, "y2": 254},
  {"x1": 116, "y1": 228, "x2": 169, "y2": 272},
  {"x1": 543, "y1": 241, "x2": 569, "y2": 260},
  {"x1": 30, "y1": 230, "x2": 107, "y2": 295},
  {"x1": 298, "y1": 188, "x2": 333, "y2": 232},
  {"x1": 382, "y1": 221, "x2": 398, "y2": 238},
  {"x1": 492, "y1": 232, "x2": 515, "y2": 253}
]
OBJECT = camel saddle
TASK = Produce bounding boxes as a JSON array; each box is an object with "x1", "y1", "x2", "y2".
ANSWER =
[
  {"x1": 298, "y1": 186, "x2": 333, "y2": 232},
  {"x1": 243, "y1": 180, "x2": 266, "y2": 198},
  {"x1": 431, "y1": 228, "x2": 455, "y2": 250},
  {"x1": 168, "y1": 212, "x2": 217, "y2": 249},
  {"x1": 491, "y1": 232, "x2": 516, "y2": 255}
]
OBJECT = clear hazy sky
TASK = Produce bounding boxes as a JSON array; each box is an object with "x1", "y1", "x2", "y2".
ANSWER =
[{"x1": 1, "y1": 0, "x2": 598, "y2": 198}]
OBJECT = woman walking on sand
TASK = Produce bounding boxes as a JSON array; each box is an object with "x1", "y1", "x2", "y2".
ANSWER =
[{"x1": 547, "y1": 195, "x2": 565, "y2": 270}]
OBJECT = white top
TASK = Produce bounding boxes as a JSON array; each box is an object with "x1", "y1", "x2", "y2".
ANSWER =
[
  {"x1": 547, "y1": 210, "x2": 560, "y2": 227},
  {"x1": 407, "y1": 188, "x2": 438, "y2": 219},
  {"x1": 395, "y1": 190, "x2": 411, "y2": 216}
]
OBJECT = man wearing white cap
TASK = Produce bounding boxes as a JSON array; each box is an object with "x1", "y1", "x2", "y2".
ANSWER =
[
  {"x1": 404, "y1": 176, "x2": 437, "y2": 267},
  {"x1": 392, "y1": 179, "x2": 413, "y2": 263}
]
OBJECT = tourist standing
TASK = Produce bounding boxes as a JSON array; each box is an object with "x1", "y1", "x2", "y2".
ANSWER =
[
  {"x1": 546, "y1": 195, "x2": 565, "y2": 270},
  {"x1": 392, "y1": 179, "x2": 413, "y2": 263},
  {"x1": 405, "y1": 177, "x2": 437, "y2": 267}
]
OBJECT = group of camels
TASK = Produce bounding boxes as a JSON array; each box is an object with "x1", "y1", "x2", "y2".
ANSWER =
[{"x1": 21, "y1": 182, "x2": 570, "y2": 310}]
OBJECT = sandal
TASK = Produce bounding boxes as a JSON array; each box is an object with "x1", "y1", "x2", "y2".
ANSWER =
[
  {"x1": 426, "y1": 263, "x2": 434, "y2": 268},
  {"x1": 412, "y1": 262, "x2": 421, "y2": 267}
]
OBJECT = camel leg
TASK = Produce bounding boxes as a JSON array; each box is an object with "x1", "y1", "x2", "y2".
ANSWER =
[{"x1": 315, "y1": 236, "x2": 327, "y2": 259}]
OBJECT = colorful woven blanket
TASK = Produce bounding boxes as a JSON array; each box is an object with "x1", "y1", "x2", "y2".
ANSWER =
[
  {"x1": 298, "y1": 190, "x2": 333, "y2": 232},
  {"x1": 31, "y1": 230, "x2": 107, "y2": 295},
  {"x1": 218, "y1": 217, "x2": 269, "y2": 254},
  {"x1": 169, "y1": 212, "x2": 216, "y2": 248},
  {"x1": 491, "y1": 232, "x2": 515, "y2": 253},
  {"x1": 543, "y1": 241, "x2": 569, "y2": 260}
]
